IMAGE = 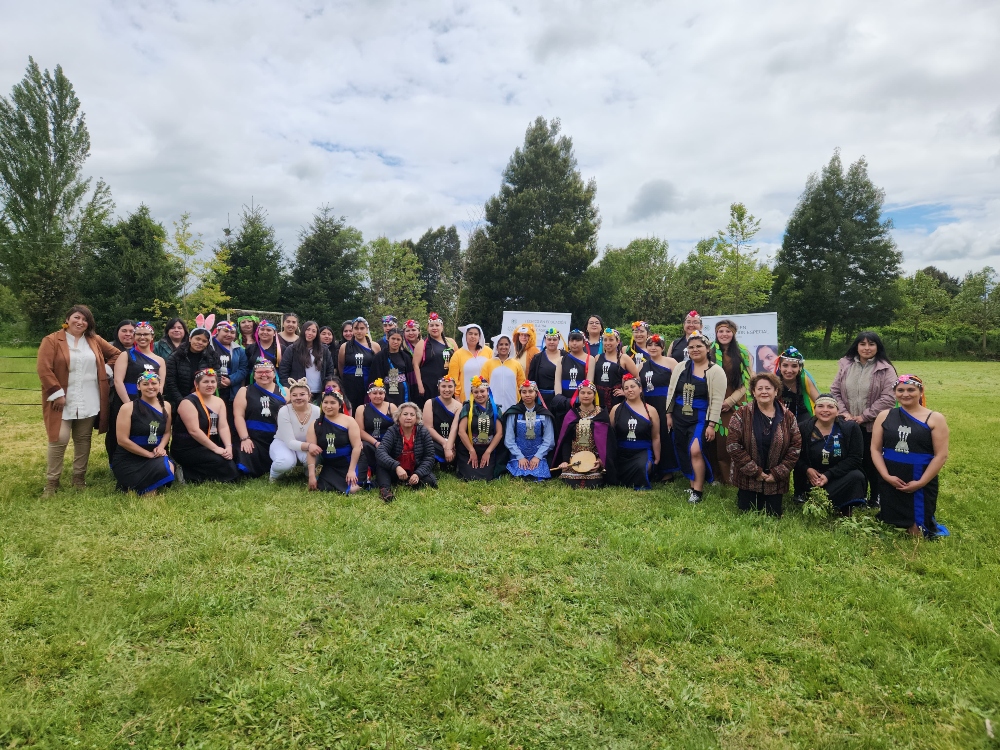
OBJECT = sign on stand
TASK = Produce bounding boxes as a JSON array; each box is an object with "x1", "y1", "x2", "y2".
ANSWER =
[
  {"x1": 499, "y1": 311, "x2": 573, "y2": 346},
  {"x1": 701, "y1": 313, "x2": 779, "y2": 373}
]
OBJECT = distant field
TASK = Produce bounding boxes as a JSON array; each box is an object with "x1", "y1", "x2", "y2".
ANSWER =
[{"x1": 1, "y1": 353, "x2": 998, "y2": 749}]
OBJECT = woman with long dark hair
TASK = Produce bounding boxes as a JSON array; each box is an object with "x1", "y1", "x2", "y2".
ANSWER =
[
  {"x1": 610, "y1": 375, "x2": 661, "y2": 489},
  {"x1": 277, "y1": 312, "x2": 300, "y2": 354},
  {"x1": 165, "y1": 316, "x2": 222, "y2": 411},
  {"x1": 592, "y1": 328, "x2": 639, "y2": 408},
  {"x1": 355, "y1": 379, "x2": 399, "y2": 484},
  {"x1": 107, "y1": 321, "x2": 165, "y2": 465},
  {"x1": 640, "y1": 334, "x2": 680, "y2": 478},
  {"x1": 412, "y1": 312, "x2": 458, "y2": 404},
  {"x1": 707, "y1": 319, "x2": 752, "y2": 485},
  {"x1": 626, "y1": 321, "x2": 651, "y2": 368},
  {"x1": 448, "y1": 376, "x2": 504, "y2": 482},
  {"x1": 232, "y1": 360, "x2": 286, "y2": 478},
  {"x1": 308, "y1": 389, "x2": 363, "y2": 494},
  {"x1": 236, "y1": 315, "x2": 258, "y2": 348},
  {"x1": 830, "y1": 330, "x2": 897, "y2": 505},
  {"x1": 423, "y1": 376, "x2": 460, "y2": 468},
  {"x1": 111, "y1": 320, "x2": 135, "y2": 352},
  {"x1": 554, "y1": 381, "x2": 617, "y2": 489},
  {"x1": 245, "y1": 319, "x2": 281, "y2": 372},
  {"x1": 558, "y1": 330, "x2": 591, "y2": 404},
  {"x1": 584, "y1": 315, "x2": 604, "y2": 356},
  {"x1": 372, "y1": 328, "x2": 414, "y2": 407},
  {"x1": 319, "y1": 326, "x2": 335, "y2": 350},
  {"x1": 278, "y1": 320, "x2": 336, "y2": 402},
  {"x1": 111, "y1": 371, "x2": 175, "y2": 494},
  {"x1": 338, "y1": 317, "x2": 380, "y2": 415},
  {"x1": 155, "y1": 317, "x2": 188, "y2": 359}
]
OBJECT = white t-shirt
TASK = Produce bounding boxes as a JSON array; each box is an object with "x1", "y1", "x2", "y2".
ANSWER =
[{"x1": 275, "y1": 404, "x2": 320, "y2": 452}]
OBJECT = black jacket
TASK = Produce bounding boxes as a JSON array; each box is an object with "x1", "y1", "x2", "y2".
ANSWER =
[
  {"x1": 375, "y1": 424, "x2": 437, "y2": 479},
  {"x1": 277, "y1": 340, "x2": 336, "y2": 389},
  {"x1": 165, "y1": 342, "x2": 222, "y2": 410},
  {"x1": 795, "y1": 415, "x2": 864, "y2": 481}
]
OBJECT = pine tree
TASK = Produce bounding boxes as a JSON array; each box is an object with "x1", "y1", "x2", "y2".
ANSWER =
[
  {"x1": 213, "y1": 202, "x2": 286, "y2": 312},
  {"x1": 78, "y1": 205, "x2": 184, "y2": 333},
  {"x1": 773, "y1": 150, "x2": 901, "y2": 352},
  {"x1": 285, "y1": 206, "x2": 363, "y2": 325},
  {"x1": 463, "y1": 117, "x2": 599, "y2": 333}
]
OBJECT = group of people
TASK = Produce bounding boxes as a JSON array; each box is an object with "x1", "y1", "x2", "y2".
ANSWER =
[{"x1": 36, "y1": 306, "x2": 951, "y2": 537}]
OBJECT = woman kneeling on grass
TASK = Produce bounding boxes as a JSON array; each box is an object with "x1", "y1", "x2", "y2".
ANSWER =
[
  {"x1": 112, "y1": 371, "x2": 175, "y2": 495},
  {"x1": 170, "y1": 367, "x2": 240, "y2": 484},
  {"x1": 448, "y1": 376, "x2": 504, "y2": 482},
  {"x1": 269, "y1": 379, "x2": 321, "y2": 481},
  {"x1": 503, "y1": 380, "x2": 555, "y2": 481},
  {"x1": 870, "y1": 375, "x2": 950, "y2": 539},
  {"x1": 726, "y1": 372, "x2": 802, "y2": 517},
  {"x1": 554, "y1": 380, "x2": 617, "y2": 488},
  {"x1": 374, "y1": 402, "x2": 439, "y2": 502},
  {"x1": 307, "y1": 389, "x2": 363, "y2": 494},
  {"x1": 794, "y1": 393, "x2": 867, "y2": 515},
  {"x1": 232, "y1": 360, "x2": 286, "y2": 479}
]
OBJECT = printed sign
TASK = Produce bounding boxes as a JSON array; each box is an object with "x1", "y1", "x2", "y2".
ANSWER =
[
  {"x1": 500, "y1": 311, "x2": 573, "y2": 346},
  {"x1": 701, "y1": 312, "x2": 779, "y2": 373}
]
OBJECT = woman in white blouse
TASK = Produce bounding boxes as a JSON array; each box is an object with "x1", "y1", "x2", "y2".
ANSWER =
[
  {"x1": 36, "y1": 305, "x2": 121, "y2": 495},
  {"x1": 269, "y1": 378, "x2": 322, "y2": 481}
]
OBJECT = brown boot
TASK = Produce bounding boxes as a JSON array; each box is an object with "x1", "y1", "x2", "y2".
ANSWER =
[
  {"x1": 43, "y1": 479, "x2": 60, "y2": 497},
  {"x1": 71, "y1": 472, "x2": 87, "y2": 489}
]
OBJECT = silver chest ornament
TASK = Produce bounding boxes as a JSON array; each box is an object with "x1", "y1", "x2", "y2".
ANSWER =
[
  {"x1": 626, "y1": 416, "x2": 638, "y2": 441},
  {"x1": 372, "y1": 417, "x2": 383, "y2": 437},
  {"x1": 524, "y1": 409, "x2": 537, "y2": 440},
  {"x1": 476, "y1": 413, "x2": 490, "y2": 443},
  {"x1": 208, "y1": 412, "x2": 219, "y2": 436},
  {"x1": 894, "y1": 424, "x2": 912, "y2": 454},
  {"x1": 681, "y1": 382, "x2": 696, "y2": 416},
  {"x1": 325, "y1": 432, "x2": 337, "y2": 454},
  {"x1": 601, "y1": 361, "x2": 612, "y2": 382},
  {"x1": 386, "y1": 366, "x2": 400, "y2": 395},
  {"x1": 260, "y1": 396, "x2": 271, "y2": 418},
  {"x1": 354, "y1": 352, "x2": 364, "y2": 376},
  {"x1": 568, "y1": 365, "x2": 579, "y2": 389},
  {"x1": 644, "y1": 371, "x2": 654, "y2": 391},
  {"x1": 442, "y1": 348, "x2": 452, "y2": 368},
  {"x1": 147, "y1": 419, "x2": 160, "y2": 446}
]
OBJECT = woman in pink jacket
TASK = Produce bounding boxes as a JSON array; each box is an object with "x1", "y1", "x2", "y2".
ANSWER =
[{"x1": 829, "y1": 331, "x2": 897, "y2": 506}]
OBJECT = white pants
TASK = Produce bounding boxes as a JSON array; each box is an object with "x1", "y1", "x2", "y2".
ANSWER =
[{"x1": 269, "y1": 440, "x2": 308, "y2": 480}]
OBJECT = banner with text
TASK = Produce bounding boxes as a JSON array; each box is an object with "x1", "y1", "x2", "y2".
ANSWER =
[
  {"x1": 701, "y1": 312, "x2": 779, "y2": 373},
  {"x1": 499, "y1": 311, "x2": 573, "y2": 347}
]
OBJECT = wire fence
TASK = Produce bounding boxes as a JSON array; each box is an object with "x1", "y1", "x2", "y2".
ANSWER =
[{"x1": 0, "y1": 354, "x2": 40, "y2": 406}]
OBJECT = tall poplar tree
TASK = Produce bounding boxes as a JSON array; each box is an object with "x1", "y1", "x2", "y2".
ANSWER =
[
  {"x1": 0, "y1": 57, "x2": 112, "y2": 334},
  {"x1": 773, "y1": 150, "x2": 901, "y2": 351},
  {"x1": 462, "y1": 117, "x2": 600, "y2": 333}
]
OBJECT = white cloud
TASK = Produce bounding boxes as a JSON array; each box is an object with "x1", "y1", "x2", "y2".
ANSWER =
[{"x1": 1, "y1": 0, "x2": 998, "y2": 272}]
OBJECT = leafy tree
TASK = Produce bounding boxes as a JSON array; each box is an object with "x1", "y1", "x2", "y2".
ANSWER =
[
  {"x1": 585, "y1": 237, "x2": 677, "y2": 326},
  {"x1": 414, "y1": 225, "x2": 462, "y2": 304},
  {"x1": 950, "y1": 267, "x2": 1000, "y2": 354},
  {"x1": 213, "y1": 202, "x2": 286, "y2": 312},
  {"x1": 0, "y1": 57, "x2": 112, "y2": 335},
  {"x1": 78, "y1": 205, "x2": 184, "y2": 334},
  {"x1": 894, "y1": 270, "x2": 951, "y2": 350},
  {"x1": 708, "y1": 203, "x2": 773, "y2": 314},
  {"x1": 920, "y1": 266, "x2": 962, "y2": 298},
  {"x1": 672, "y1": 239, "x2": 722, "y2": 319},
  {"x1": 360, "y1": 237, "x2": 427, "y2": 324},
  {"x1": 773, "y1": 150, "x2": 902, "y2": 353},
  {"x1": 463, "y1": 117, "x2": 600, "y2": 333},
  {"x1": 285, "y1": 206, "x2": 363, "y2": 325}
]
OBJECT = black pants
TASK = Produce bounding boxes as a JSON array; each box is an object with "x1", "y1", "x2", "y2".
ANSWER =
[
  {"x1": 737, "y1": 489, "x2": 783, "y2": 517},
  {"x1": 861, "y1": 429, "x2": 879, "y2": 502},
  {"x1": 375, "y1": 464, "x2": 437, "y2": 490}
]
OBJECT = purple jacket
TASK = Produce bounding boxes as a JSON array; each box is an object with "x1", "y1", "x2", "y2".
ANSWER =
[{"x1": 829, "y1": 357, "x2": 897, "y2": 433}]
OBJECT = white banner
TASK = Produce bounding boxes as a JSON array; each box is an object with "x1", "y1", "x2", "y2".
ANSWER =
[
  {"x1": 499, "y1": 310, "x2": 573, "y2": 346},
  {"x1": 701, "y1": 312, "x2": 779, "y2": 373}
]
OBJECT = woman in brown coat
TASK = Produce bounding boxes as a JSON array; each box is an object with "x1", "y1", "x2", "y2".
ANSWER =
[
  {"x1": 726, "y1": 372, "x2": 801, "y2": 517},
  {"x1": 36, "y1": 305, "x2": 121, "y2": 495}
]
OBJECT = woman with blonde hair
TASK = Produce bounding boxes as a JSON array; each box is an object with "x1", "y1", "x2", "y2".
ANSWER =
[{"x1": 513, "y1": 323, "x2": 540, "y2": 373}]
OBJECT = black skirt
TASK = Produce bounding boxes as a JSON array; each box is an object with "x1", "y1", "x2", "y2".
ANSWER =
[
  {"x1": 112, "y1": 448, "x2": 175, "y2": 494},
  {"x1": 456, "y1": 443, "x2": 499, "y2": 482},
  {"x1": 170, "y1": 435, "x2": 240, "y2": 484}
]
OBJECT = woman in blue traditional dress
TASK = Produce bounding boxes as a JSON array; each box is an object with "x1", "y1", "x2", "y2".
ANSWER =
[
  {"x1": 871, "y1": 375, "x2": 950, "y2": 538},
  {"x1": 640, "y1": 334, "x2": 681, "y2": 478},
  {"x1": 111, "y1": 370, "x2": 175, "y2": 494},
  {"x1": 107, "y1": 321, "x2": 165, "y2": 464},
  {"x1": 665, "y1": 331, "x2": 727, "y2": 504},
  {"x1": 610, "y1": 374, "x2": 661, "y2": 490},
  {"x1": 355, "y1": 379, "x2": 398, "y2": 485},
  {"x1": 448, "y1": 375, "x2": 504, "y2": 482},
  {"x1": 338, "y1": 317, "x2": 380, "y2": 416},
  {"x1": 423, "y1": 376, "x2": 460, "y2": 469},
  {"x1": 503, "y1": 380, "x2": 555, "y2": 481},
  {"x1": 308, "y1": 388, "x2": 363, "y2": 494},
  {"x1": 232, "y1": 360, "x2": 286, "y2": 478}
]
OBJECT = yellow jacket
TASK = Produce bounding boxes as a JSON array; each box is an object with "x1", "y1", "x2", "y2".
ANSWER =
[{"x1": 447, "y1": 346, "x2": 493, "y2": 401}]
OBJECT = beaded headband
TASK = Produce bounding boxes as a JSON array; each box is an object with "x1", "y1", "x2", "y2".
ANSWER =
[
  {"x1": 368, "y1": 378, "x2": 386, "y2": 392},
  {"x1": 895, "y1": 374, "x2": 923, "y2": 389},
  {"x1": 136, "y1": 370, "x2": 159, "y2": 384},
  {"x1": 576, "y1": 379, "x2": 598, "y2": 392},
  {"x1": 470, "y1": 376, "x2": 489, "y2": 389},
  {"x1": 253, "y1": 360, "x2": 275, "y2": 370},
  {"x1": 194, "y1": 367, "x2": 217, "y2": 380},
  {"x1": 133, "y1": 321, "x2": 154, "y2": 333},
  {"x1": 814, "y1": 395, "x2": 838, "y2": 408}
]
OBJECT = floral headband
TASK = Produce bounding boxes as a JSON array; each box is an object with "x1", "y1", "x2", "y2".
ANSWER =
[
  {"x1": 428, "y1": 312, "x2": 441, "y2": 321},
  {"x1": 687, "y1": 331, "x2": 711, "y2": 345},
  {"x1": 687, "y1": 310, "x2": 700, "y2": 319},
  {"x1": 257, "y1": 319, "x2": 277, "y2": 331},
  {"x1": 631, "y1": 320, "x2": 648, "y2": 330},
  {"x1": 136, "y1": 370, "x2": 159, "y2": 384},
  {"x1": 576, "y1": 379, "x2": 598, "y2": 392},
  {"x1": 648, "y1": 334, "x2": 665, "y2": 346},
  {"x1": 322, "y1": 386, "x2": 344, "y2": 402},
  {"x1": 895, "y1": 374, "x2": 923, "y2": 389},
  {"x1": 133, "y1": 321, "x2": 154, "y2": 334},
  {"x1": 368, "y1": 378, "x2": 386, "y2": 392},
  {"x1": 470, "y1": 376, "x2": 489, "y2": 389},
  {"x1": 404, "y1": 319, "x2": 418, "y2": 329},
  {"x1": 621, "y1": 373, "x2": 637, "y2": 383},
  {"x1": 520, "y1": 380, "x2": 539, "y2": 391},
  {"x1": 544, "y1": 327, "x2": 560, "y2": 337},
  {"x1": 194, "y1": 367, "x2": 217, "y2": 381},
  {"x1": 438, "y1": 376, "x2": 456, "y2": 385},
  {"x1": 603, "y1": 327, "x2": 620, "y2": 339}
]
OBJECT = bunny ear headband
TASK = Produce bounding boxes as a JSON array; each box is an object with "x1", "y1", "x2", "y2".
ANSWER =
[{"x1": 191, "y1": 313, "x2": 216, "y2": 338}]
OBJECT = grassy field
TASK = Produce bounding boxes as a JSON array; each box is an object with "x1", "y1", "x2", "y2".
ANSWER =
[{"x1": 1, "y1": 354, "x2": 998, "y2": 749}]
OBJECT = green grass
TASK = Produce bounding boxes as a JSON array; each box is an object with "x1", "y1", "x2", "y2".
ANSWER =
[{"x1": 1, "y1": 357, "x2": 999, "y2": 749}]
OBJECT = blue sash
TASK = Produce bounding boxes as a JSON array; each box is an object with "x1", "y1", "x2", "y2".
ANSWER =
[{"x1": 246, "y1": 420, "x2": 277, "y2": 434}]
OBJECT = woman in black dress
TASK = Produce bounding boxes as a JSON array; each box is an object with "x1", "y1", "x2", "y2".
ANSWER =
[
  {"x1": 610, "y1": 375, "x2": 661, "y2": 490},
  {"x1": 372, "y1": 328, "x2": 413, "y2": 407},
  {"x1": 795, "y1": 394, "x2": 867, "y2": 514},
  {"x1": 413, "y1": 312, "x2": 458, "y2": 404},
  {"x1": 627, "y1": 321, "x2": 651, "y2": 369},
  {"x1": 871, "y1": 375, "x2": 950, "y2": 538},
  {"x1": 448, "y1": 376, "x2": 504, "y2": 482},
  {"x1": 277, "y1": 312, "x2": 300, "y2": 354},
  {"x1": 237, "y1": 315, "x2": 258, "y2": 348},
  {"x1": 584, "y1": 315, "x2": 604, "y2": 356},
  {"x1": 338, "y1": 317, "x2": 380, "y2": 416},
  {"x1": 170, "y1": 368, "x2": 240, "y2": 484},
  {"x1": 111, "y1": 371, "x2": 176, "y2": 494},
  {"x1": 528, "y1": 328, "x2": 568, "y2": 426},
  {"x1": 423, "y1": 376, "x2": 460, "y2": 468},
  {"x1": 558, "y1": 330, "x2": 591, "y2": 405},
  {"x1": 308, "y1": 389, "x2": 363, "y2": 494},
  {"x1": 592, "y1": 328, "x2": 639, "y2": 408},
  {"x1": 245, "y1": 319, "x2": 281, "y2": 371},
  {"x1": 107, "y1": 321, "x2": 165, "y2": 465},
  {"x1": 232, "y1": 360, "x2": 286, "y2": 478},
  {"x1": 355, "y1": 379, "x2": 398, "y2": 485},
  {"x1": 640, "y1": 334, "x2": 680, "y2": 478}
]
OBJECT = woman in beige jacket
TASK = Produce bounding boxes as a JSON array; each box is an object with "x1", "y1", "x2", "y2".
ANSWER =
[{"x1": 36, "y1": 305, "x2": 120, "y2": 495}]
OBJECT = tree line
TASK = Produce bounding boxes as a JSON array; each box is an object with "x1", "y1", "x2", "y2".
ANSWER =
[{"x1": 1, "y1": 58, "x2": 997, "y2": 358}]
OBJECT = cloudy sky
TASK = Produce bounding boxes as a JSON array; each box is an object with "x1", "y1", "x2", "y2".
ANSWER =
[{"x1": 3, "y1": 0, "x2": 999, "y2": 274}]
